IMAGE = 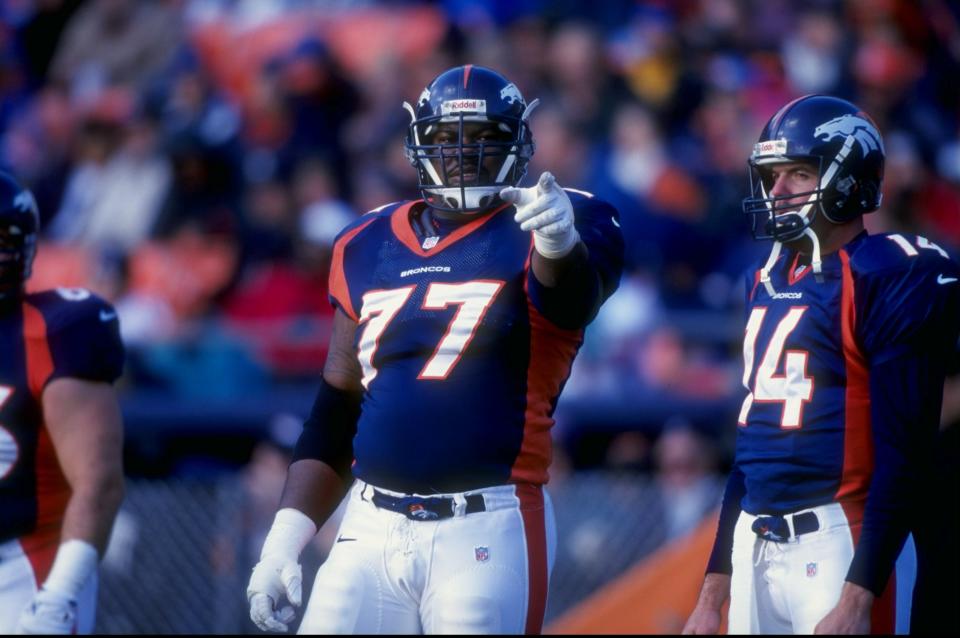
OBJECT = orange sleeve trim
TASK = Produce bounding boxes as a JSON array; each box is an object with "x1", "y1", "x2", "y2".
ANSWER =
[
  {"x1": 21, "y1": 301, "x2": 54, "y2": 398},
  {"x1": 329, "y1": 218, "x2": 377, "y2": 322}
]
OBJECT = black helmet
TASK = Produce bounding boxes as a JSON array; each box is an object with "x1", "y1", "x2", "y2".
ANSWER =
[
  {"x1": 0, "y1": 171, "x2": 39, "y2": 300},
  {"x1": 403, "y1": 65, "x2": 538, "y2": 214},
  {"x1": 743, "y1": 95, "x2": 885, "y2": 242}
]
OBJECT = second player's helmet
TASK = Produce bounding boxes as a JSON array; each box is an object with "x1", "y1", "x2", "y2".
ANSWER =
[
  {"x1": 0, "y1": 171, "x2": 39, "y2": 301},
  {"x1": 403, "y1": 65, "x2": 538, "y2": 213},
  {"x1": 742, "y1": 95, "x2": 885, "y2": 242}
]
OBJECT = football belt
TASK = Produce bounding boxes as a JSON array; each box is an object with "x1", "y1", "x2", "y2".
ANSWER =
[{"x1": 371, "y1": 489, "x2": 486, "y2": 521}]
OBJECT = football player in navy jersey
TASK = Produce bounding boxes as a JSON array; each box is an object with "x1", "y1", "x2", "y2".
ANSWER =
[
  {"x1": 682, "y1": 95, "x2": 960, "y2": 635},
  {"x1": 0, "y1": 171, "x2": 126, "y2": 633},
  {"x1": 246, "y1": 65, "x2": 624, "y2": 634}
]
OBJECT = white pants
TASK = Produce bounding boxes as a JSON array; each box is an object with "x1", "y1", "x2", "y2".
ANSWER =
[
  {"x1": 0, "y1": 538, "x2": 97, "y2": 633},
  {"x1": 729, "y1": 503, "x2": 911, "y2": 634},
  {"x1": 299, "y1": 481, "x2": 557, "y2": 634}
]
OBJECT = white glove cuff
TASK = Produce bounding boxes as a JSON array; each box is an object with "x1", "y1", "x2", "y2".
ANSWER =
[
  {"x1": 534, "y1": 227, "x2": 580, "y2": 259},
  {"x1": 43, "y1": 539, "x2": 98, "y2": 598},
  {"x1": 260, "y1": 508, "x2": 317, "y2": 560}
]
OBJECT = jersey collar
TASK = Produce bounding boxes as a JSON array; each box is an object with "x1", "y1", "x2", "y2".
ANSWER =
[{"x1": 390, "y1": 200, "x2": 509, "y2": 256}]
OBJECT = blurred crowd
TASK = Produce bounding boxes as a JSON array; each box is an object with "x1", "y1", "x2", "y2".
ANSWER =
[{"x1": 1, "y1": 0, "x2": 959, "y2": 464}]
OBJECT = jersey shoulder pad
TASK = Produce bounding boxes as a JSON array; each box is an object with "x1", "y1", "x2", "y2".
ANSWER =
[
  {"x1": 332, "y1": 200, "x2": 406, "y2": 247},
  {"x1": 568, "y1": 190, "x2": 620, "y2": 223},
  {"x1": 361, "y1": 200, "x2": 407, "y2": 218},
  {"x1": 24, "y1": 288, "x2": 125, "y2": 384},
  {"x1": 847, "y1": 232, "x2": 958, "y2": 279},
  {"x1": 851, "y1": 233, "x2": 960, "y2": 357},
  {"x1": 25, "y1": 288, "x2": 118, "y2": 334}
]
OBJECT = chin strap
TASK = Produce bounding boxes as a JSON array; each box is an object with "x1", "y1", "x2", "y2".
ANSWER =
[
  {"x1": 803, "y1": 227, "x2": 824, "y2": 282},
  {"x1": 759, "y1": 240, "x2": 783, "y2": 297},
  {"x1": 759, "y1": 228, "x2": 825, "y2": 297}
]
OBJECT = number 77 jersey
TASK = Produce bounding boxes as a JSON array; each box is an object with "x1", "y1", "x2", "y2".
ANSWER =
[
  {"x1": 327, "y1": 194, "x2": 623, "y2": 495},
  {"x1": 735, "y1": 231, "x2": 960, "y2": 517}
]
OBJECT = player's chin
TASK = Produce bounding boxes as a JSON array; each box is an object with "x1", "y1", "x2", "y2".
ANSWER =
[
  {"x1": 447, "y1": 161, "x2": 492, "y2": 184},
  {"x1": 448, "y1": 174, "x2": 475, "y2": 186}
]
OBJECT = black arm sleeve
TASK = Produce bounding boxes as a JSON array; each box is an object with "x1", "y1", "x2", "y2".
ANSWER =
[
  {"x1": 527, "y1": 243, "x2": 603, "y2": 329},
  {"x1": 846, "y1": 350, "x2": 946, "y2": 594},
  {"x1": 527, "y1": 193, "x2": 624, "y2": 329},
  {"x1": 291, "y1": 377, "x2": 362, "y2": 481},
  {"x1": 706, "y1": 464, "x2": 746, "y2": 575}
]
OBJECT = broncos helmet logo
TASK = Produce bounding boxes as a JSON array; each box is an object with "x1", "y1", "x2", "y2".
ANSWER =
[
  {"x1": 13, "y1": 190, "x2": 37, "y2": 215},
  {"x1": 814, "y1": 114, "x2": 884, "y2": 156},
  {"x1": 499, "y1": 83, "x2": 524, "y2": 106},
  {"x1": 417, "y1": 87, "x2": 431, "y2": 108}
]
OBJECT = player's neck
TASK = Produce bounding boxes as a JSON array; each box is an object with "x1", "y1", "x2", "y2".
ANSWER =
[
  {"x1": 788, "y1": 219, "x2": 865, "y2": 260},
  {"x1": 427, "y1": 206, "x2": 478, "y2": 223}
]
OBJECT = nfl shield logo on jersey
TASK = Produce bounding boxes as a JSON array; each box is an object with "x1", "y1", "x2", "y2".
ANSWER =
[
  {"x1": 806, "y1": 562, "x2": 817, "y2": 577},
  {"x1": 475, "y1": 546, "x2": 490, "y2": 562}
]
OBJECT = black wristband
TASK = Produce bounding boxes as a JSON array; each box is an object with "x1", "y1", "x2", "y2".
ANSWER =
[{"x1": 291, "y1": 378, "x2": 362, "y2": 480}]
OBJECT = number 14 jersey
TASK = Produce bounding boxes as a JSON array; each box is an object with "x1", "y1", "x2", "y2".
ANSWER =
[{"x1": 735, "y1": 231, "x2": 960, "y2": 517}]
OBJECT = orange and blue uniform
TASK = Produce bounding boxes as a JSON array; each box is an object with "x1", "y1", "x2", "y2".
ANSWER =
[
  {"x1": 0, "y1": 288, "x2": 123, "y2": 632},
  {"x1": 294, "y1": 190, "x2": 622, "y2": 634},
  {"x1": 709, "y1": 232, "x2": 960, "y2": 634}
]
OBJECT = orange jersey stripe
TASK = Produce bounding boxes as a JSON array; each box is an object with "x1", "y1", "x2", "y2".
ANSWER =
[
  {"x1": 836, "y1": 249, "x2": 873, "y2": 510},
  {"x1": 837, "y1": 250, "x2": 897, "y2": 635},
  {"x1": 19, "y1": 301, "x2": 70, "y2": 581},
  {"x1": 511, "y1": 245, "x2": 583, "y2": 485}
]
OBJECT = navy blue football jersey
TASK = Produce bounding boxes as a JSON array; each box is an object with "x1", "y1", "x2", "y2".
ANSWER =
[
  {"x1": 0, "y1": 288, "x2": 124, "y2": 544},
  {"x1": 735, "y1": 232, "x2": 960, "y2": 518},
  {"x1": 328, "y1": 192, "x2": 623, "y2": 493}
]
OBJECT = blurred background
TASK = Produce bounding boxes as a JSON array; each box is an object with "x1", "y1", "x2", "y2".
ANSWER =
[{"x1": 1, "y1": 0, "x2": 958, "y2": 633}]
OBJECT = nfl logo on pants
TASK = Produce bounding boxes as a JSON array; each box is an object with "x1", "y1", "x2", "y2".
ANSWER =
[
  {"x1": 806, "y1": 562, "x2": 817, "y2": 578},
  {"x1": 475, "y1": 546, "x2": 489, "y2": 562}
]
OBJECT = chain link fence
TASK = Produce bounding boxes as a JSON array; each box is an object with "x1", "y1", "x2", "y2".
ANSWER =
[{"x1": 93, "y1": 472, "x2": 722, "y2": 634}]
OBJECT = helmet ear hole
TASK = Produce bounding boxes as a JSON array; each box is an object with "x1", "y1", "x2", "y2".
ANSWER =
[{"x1": 858, "y1": 183, "x2": 878, "y2": 210}]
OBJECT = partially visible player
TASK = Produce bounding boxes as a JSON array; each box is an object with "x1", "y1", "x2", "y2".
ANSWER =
[
  {"x1": 245, "y1": 64, "x2": 624, "y2": 634},
  {"x1": 682, "y1": 95, "x2": 960, "y2": 634},
  {"x1": 0, "y1": 171, "x2": 126, "y2": 634}
]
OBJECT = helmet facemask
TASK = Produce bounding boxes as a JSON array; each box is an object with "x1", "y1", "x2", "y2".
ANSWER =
[
  {"x1": 403, "y1": 70, "x2": 539, "y2": 214},
  {"x1": 403, "y1": 98, "x2": 538, "y2": 214},
  {"x1": 0, "y1": 186, "x2": 39, "y2": 301},
  {"x1": 0, "y1": 224, "x2": 37, "y2": 299},
  {"x1": 744, "y1": 155, "x2": 830, "y2": 243}
]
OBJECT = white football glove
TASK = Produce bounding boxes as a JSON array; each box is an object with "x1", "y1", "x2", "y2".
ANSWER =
[
  {"x1": 247, "y1": 554, "x2": 302, "y2": 632},
  {"x1": 500, "y1": 171, "x2": 580, "y2": 259},
  {"x1": 247, "y1": 508, "x2": 317, "y2": 632},
  {"x1": 15, "y1": 587, "x2": 77, "y2": 635}
]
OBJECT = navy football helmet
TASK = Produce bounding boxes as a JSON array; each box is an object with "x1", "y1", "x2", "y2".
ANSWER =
[
  {"x1": 743, "y1": 95, "x2": 885, "y2": 242},
  {"x1": 0, "y1": 171, "x2": 40, "y2": 300},
  {"x1": 403, "y1": 65, "x2": 538, "y2": 213}
]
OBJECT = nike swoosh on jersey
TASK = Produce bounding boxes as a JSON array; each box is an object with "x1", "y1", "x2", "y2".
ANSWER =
[
  {"x1": 937, "y1": 274, "x2": 958, "y2": 284},
  {"x1": 336, "y1": 536, "x2": 357, "y2": 543},
  {"x1": 99, "y1": 310, "x2": 118, "y2": 321}
]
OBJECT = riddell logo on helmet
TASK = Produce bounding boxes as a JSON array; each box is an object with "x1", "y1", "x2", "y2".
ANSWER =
[
  {"x1": 753, "y1": 140, "x2": 788, "y2": 156},
  {"x1": 441, "y1": 100, "x2": 487, "y2": 114}
]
